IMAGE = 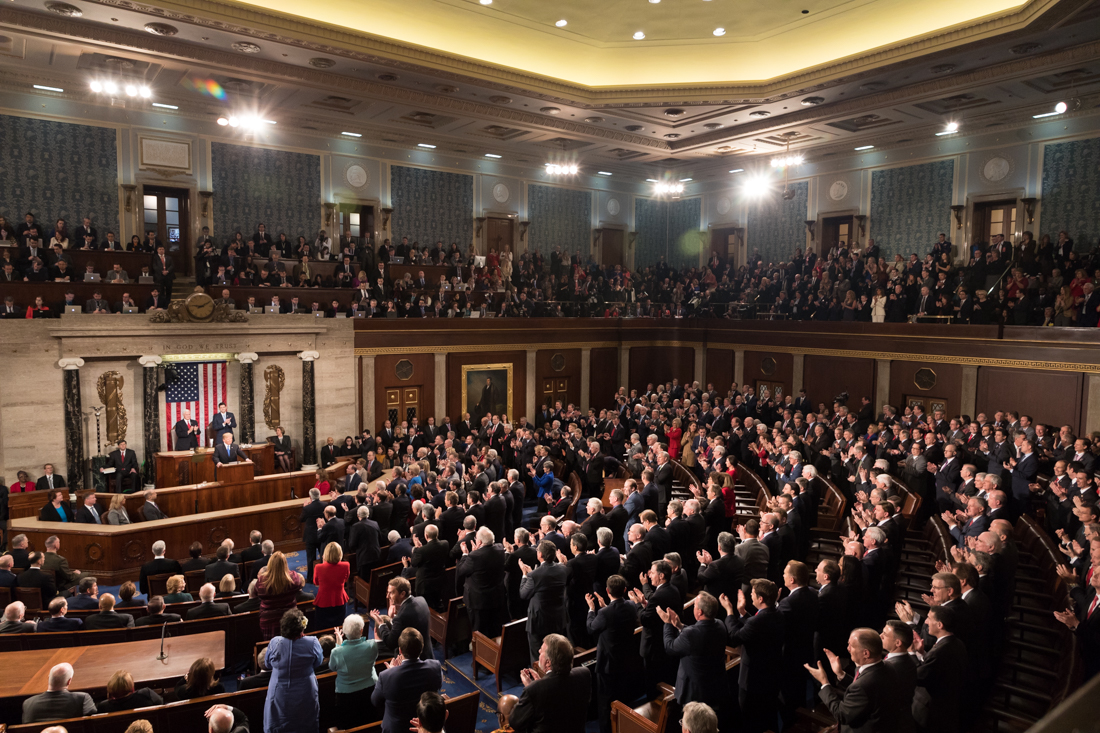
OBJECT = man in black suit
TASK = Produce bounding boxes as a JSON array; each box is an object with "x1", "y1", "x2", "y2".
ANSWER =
[
  {"x1": 0, "y1": 556, "x2": 17, "y2": 589},
  {"x1": 815, "y1": 559, "x2": 849, "y2": 664},
  {"x1": 1055, "y1": 563, "x2": 1100, "y2": 681},
  {"x1": 5, "y1": 535, "x2": 31, "y2": 571},
  {"x1": 622, "y1": 524, "x2": 655, "y2": 591},
  {"x1": 722, "y1": 579, "x2": 786, "y2": 733},
  {"x1": 239, "y1": 531, "x2": 264, "y2": 563},
  {"x1": 16, "y1": 552, "x2": 57, "y2": 600},
  {"x1": 181, "y1": 541, "x2": 210, "y2": 573},
  {"x1": 882, "y1": 620, "x2": 918, "y2": 733},
  {"x1": 185, "y1": 583, "x2": 233, "y2": 619},
  {"x1": 509, "y1": 633, "x2": 592, "y2": 733},
  {"x1": 139, "y1": 540, "x2": 183, "y2": 596},
  {"x1": 74, "y1": 492, "x2": 104, "y2": 525},
  {"x1": 348, "y1": 505, "x2": 381, "y2": 579},
  {"x1": 653, "y1": 452, "x2": 674, "y2": 513},
  {"x1": 36, "y1": 597, "x2": 83, "y2": 632},
  {"x1": 483, "y1": 483, "x2": 508, "y2": 543},
  {"x1": 912, "y1": 606, "x2": 968, "y2": 733},
  {"x1": 211, "y1": 402, "x2": 237, "y2": 442},
  {"x1": 316, "y1": 505, "x2": 347, "y2": 553},
  {"x1": 630, "y1": 558, "x2": 683, "y2": 696},
  {"x1": 371, "y1": 576, "x2": 433, "y2": 661},
  {"x1": 438, "y1": 492, "x2": 465, "y2": 551},
  {"x1": 134, "y1": 596, "x2": 183, "y2": 626},
  {"x1": 213, "y1": 432, "x2": 251, "y2": 466},
  {"x1": 696, "y1": 532, "x2": 745, "y2": 615},
  {"x1": 173, "y1": 409, "x2": 200, "y2": 450},
  {"x1": 34, "y1": 463, "x2": 65, "y2": 493},
  {"x1": 151, "y1": 244, "x2": 174, "y2": 299},
  {"x1": 778, "y1": 560, "x2": 819, "y2": 724},
  {"x1": 102, "y1": 440, "x2": 141, "y2": 494},
  {"x1": 299, "y1": 488, "x2": 326, "y2": 582},
  {"x1": 407, "y1": 524, "x2": 450, "y2": 610},
  {"x1": 518, "y1": 540, "x2": 569, "y2": 662},
  {"x1": 83, "y1": 594, "x2": 136, "y2": 629},
  {"x1": 805, "y1": 628, "x2": 900, "y2": 733},
  {"x1": 456, "y1": 526, "x2": 507, "y2": 636},
  {"x1": 204, "y1": 543, "x2": 240, "y2": 583},
  {"x1": 562, "y1": 533, "x2": 599, "y2": 647},
  {"x1": 660, "y1": 590, "x2": 730, "y2": 724},
  {"x1": 896, "y1": 572, "x2": 973, "y2": 653},
  {"x1": 586, "y1": 574, "x2": 640, "y2": 733}
]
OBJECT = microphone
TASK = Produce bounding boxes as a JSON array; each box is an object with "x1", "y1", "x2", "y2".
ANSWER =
[{"x1": 156, "y1": 620, "x2": 170, "y2": 661}]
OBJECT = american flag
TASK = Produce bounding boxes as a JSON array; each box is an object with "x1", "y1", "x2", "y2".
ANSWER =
[{"x1": 165, "y1": 362, "x2": 228, "y2": 449}]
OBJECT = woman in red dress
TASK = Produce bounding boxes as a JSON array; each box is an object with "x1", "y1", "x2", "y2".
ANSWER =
[
  {"x1": 9, "y1": 471, "x2": 34, "y2": 493},
  {"x1": 665, "y1": 418, "x2": 683, "y2": 461},
  {"x1": 313, "y1": 541, "x2": 350, "y2": 629},
  {"x1": 312, "y1": 469, "x2": 330, "y2": 495}
]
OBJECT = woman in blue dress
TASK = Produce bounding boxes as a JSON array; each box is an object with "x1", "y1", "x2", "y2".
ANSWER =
[{"x1": 263, "y1": 608, "x2": 323, "y2": 733}]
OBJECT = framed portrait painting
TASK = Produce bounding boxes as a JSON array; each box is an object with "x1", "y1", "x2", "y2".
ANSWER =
[{"x1": 462, "y1": 363, "x2": 514, "y2": 420}]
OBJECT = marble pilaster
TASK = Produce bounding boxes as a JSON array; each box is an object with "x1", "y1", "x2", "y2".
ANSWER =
[
  {"x1": 299, "y1": 351, "x2": 319, "y2": 469},
  {"x1": 237, "y1": 352, "x2": 259, "y2": 444},
  {"x1": 59, "y1": 358, "x2": 85, "y2": 492},
  {"x1": 580, "y1": 348, "x2": 591, "y2": 412},
  {"x1": 138, "y1": 355, "x2": 162, "y2": 487}
]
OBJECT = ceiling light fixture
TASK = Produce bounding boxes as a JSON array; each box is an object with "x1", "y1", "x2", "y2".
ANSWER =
[
  {"x1": 152, "y1": 102, "x2": 178, "y2": 109},
  {"x1": 227, "y1": 116, "x2": 240, "y2": 128},
  {"x1": 555, "y1": 19, "x2": 567, "y2": 27},
  {"x1": 217, "y1": 117, "x2": 229, "y2": 126},
  {"x1": 89, "y1": 81, "x2": 102, "y2": 93},
  {"x1": 124, "y1": 84, "x2": 138, "y2": 97},
  {"x1": 729, "y1": 169, "x2": 744, "y2": 173},
  {"x1": 679, "y1": 178, "x2": 693, "y2": 182},
  {"x1": 854, "y1": 145, "x2": 874, "y2": 151},
  {"x1": 1033, "y1": 101, "x2": 1068, "y2": 119},
  {"x1": 341, "y1": 131, "x2": 362, "y2": 137},
  {"x1": 546, "y1": 163, "x2": 579, "y2": 175},
  {"x1": 484, "y1": 153, "x2": 502, "y2": 158},
  {"x1": 417, "y1": 143, "x2": 437, "y2": 149},
  {"x1": 713, "y1": 28, "x2": 726, "y2": 36},
  {"x1": 633, "y1": 31, "x2": 645, "y2": 40},
  {"x1": 598, "y1": 171, "x2": 612, "y2": 176},
  {"x1": 654, "y1": 182, "x2": 684, "y2": 194},
  {"x1": 33, "y1": 84, "x2": 64, "y2": 92},
  {"x1": 770, "y1": 155, "x2": 803, "y2": 168},
  {"x1": 936, "y1": 121, "x2": 959, "y2": 136},
  {"x1": 103, "y1": 81, "x2": 118, "y2": 95},
  {"x1": 742, "y1": 173, "x2": 771, "y2": 199},
  {"x1": 140, "y1": 87, "x2": 152, "y2": 99},
  {"x1": 479, "y1": 0, "x2": 492, "y2": 4},
  {"x1": 646, "y1": 178, "x2": 659, "y2": 182}
]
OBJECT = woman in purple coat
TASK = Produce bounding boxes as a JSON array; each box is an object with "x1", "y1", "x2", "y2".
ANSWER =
[{"x1": 263, "y1": 608, "x2": 323, "y2": 733}]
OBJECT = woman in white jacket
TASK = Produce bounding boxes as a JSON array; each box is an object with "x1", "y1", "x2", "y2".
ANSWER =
[{"x1": 871, "y1": 287, "x2": 887, "y2": 323}]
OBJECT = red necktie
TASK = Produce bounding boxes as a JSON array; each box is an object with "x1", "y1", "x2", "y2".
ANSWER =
[
  {"x1": 1087, "y1": 567, "x2": 1095, "y2": 586},
  {"x1": 1089, "y1": 595, "x2": 1098, "y2": 619},
  {"x1": 853, "y1": 667, "x2": 861, "y2": 680}
]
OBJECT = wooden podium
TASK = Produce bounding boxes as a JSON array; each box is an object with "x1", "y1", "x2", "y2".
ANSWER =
[
  {"x1": 155, "y1": 450, "x2": 215, "y2": 488},
  {"x1": 215, "y1": 461, "x2": 255, "y2": 483}
]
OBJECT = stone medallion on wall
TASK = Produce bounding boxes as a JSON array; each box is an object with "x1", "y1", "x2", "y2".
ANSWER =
[
  {"x1": 493, "y1": 183, "x2": 510, "y2": 203},
  {"x1": 980, "y1": 154, "x2": 1014, "y2": 183},
  {"x1": 343, "y1": 162, "x2": 369, "y2": 191},
  {"x1": 607, "y1": 197, "x2": 621, "y2": 216},
  {"x1": 829, "y1": 180, "x2": 849, "y2": 201},
  {"x1": 760, "y1": 356, "x2": 777, "y2": 376},
  {"x1": 914, "y1": 368, "x2": 937, "y2": 391},
  {"x1": 396, "y1": 359, "x2": 414, "y2": 381},
  {"x1": 550, "y1": 353, "x2": 566, "y2": 372},
  {"x1": 716, "y1": 196, "x2": 732, "y2": 215}
]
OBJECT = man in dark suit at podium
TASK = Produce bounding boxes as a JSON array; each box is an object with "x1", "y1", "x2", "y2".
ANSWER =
[
  {"x1": 214, "y1": 432, "x2": 251, "y2": 465},
  {"x1": 173, "y1": 409, "x2": 200, "y2": 450},
  {"x1": 211, "y1": 402, "x2": 237, "y2": 442},
  {"x1": 102, "y1": 440, "x2": 140, "y2": 494}
]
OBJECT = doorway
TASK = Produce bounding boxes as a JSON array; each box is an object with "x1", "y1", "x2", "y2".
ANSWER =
[
  {"x1": 710, "y1": 227, "x2": 740, "y2": 269},
  {"x1": 486, "y1": 218, "x2": 514, "y2": 255},
  {"x1": 600, "y1": 229, "x2": 624, "y2": 268},
  {"x1": 972, "y1": 200, "x2": 1017, "y2": 247},
  {"x1": 338, "y1": 203, "x2": 375, "y2": 249},
  {"x1": 755, "y1": 380, "x2": 786, "y2": 402},
  {"x1": 542, "y1": 377, "x2": 569, "y2": 408},
  {"x1": 820, "y1": 215, "x2": 853, "y2": 257},
  {"x1": 385, "y1": 386, "x2": 421, "y2": 432},
  {"x1": 142, "y1": 186, "x2": 191, "y2": 273}
]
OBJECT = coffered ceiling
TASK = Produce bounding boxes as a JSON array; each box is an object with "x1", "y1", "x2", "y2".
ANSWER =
[{"x1": 0, "y1": 0, "x2": 1097, "y2": 183}]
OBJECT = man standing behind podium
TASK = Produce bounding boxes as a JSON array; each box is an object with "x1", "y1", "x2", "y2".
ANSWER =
[
  {"x1": 214, "y1": 432, "x2": 251, "y2": 465},
  {"x1": 212, "y1": 402, "x2": 237, "y2": 442},
  {"x1": 174, "y1": 409, "x2": 200, "y2": 450},
  {"x1": 102, "y1": 440, "x2": 140, "y2": 494}
]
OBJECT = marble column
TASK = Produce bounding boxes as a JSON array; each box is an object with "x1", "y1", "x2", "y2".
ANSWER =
[
  {"x1": 237, "y1": 353, "x2": 258, "y2": 444},
  {"x1": 875, "y1": 360, "x2": 891, "y2": 413},
  {"x1": 59, "y1": 358, "x2": 85, "y2": 492},
  {"x1": 580, "y1": 348, "x2": 592, "y2": 412},
  {"x1": 526, "y1": 349, "x2": 537, "y2": 420},
  {"x1": 694, "y1": 345, "x2": 705, "y2": 387},
  {"x1": 792, "y1": 353, "x2": 805, "y2": 394},
  {"x1": 138, "y1": 355, "x2": 163, "y2": 487},
  {"x1": 960, "y1": 366, "x2": 978, "y2": 419},
  {"x1": 434, "y1": 352, "x2": 446, "y2": 422},
  {"x1": 733, "y1": 350, "x2": 745, "y2": 388},
  {"x1": 361, "y1": 355, "x2": 376, "y2": 433},
  {"x1": 299, "y1": 351, "x2": 319, "y2": 469},
  {"x1": 619, "y1": 347, "x2": 630, "y2": 392},
  {"x1": 1086, "y1": 374, "x2": 1100, "y2": 435}
]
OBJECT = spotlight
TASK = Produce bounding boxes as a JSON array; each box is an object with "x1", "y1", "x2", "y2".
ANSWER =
[
  {"x1": 125, "y1": 84, "x2": 138, "y2": 97},
  {"x1": 936, "y1": 122, "x2": 959, "y2": 136},
  {"x1": 1055, "y1": 101, "x2": 1068, "y2": 114},
  {"x1": 854, "y1": 145, "x2": 874, "y2": 151},
  {"x1": 479, "y1": 0, "x2": 492, "y2": 4},
  {"x1": 217, "y1": 117, "x2": 229, "y2": 126},
  {"x1": 556, "y1": 19, "x2": 567, "y2": 27},
  {"x1": 713, "y1": 28, "x2": 726, "y2": 36},
  {"x1": 742, "y1": 174, "x2": 771, "y2": 199},
  {"x1": 228, "y1": 116, "x2": 240, "y2": 127},
  {"x1": 633, "y1": 31, "x2": 645, "y2": 40},
  {"x1": 89, "y1": 80, "x2": 103, "y2": 93},
  {"x1": 103, "y1": 81, "x2": 118, "y2": 95},
  {"x1": 770, "y1": 155, "x2": 803, "y2": 168},
  {"x1": 545, "y1": 164, "x2": 579, "y2": 175},
  {"x1": 139, "y1": 87, "x2": 152, "y2": 99},
  {"x1": 729, "y1": 169, "x2": 744, "y2": 173},
  {"x1": 654, "y1": 182, "x2": 684, "y2": 194}
]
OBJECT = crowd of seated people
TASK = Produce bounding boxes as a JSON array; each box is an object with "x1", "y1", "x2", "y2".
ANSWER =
[{"x1": 2, "y1": 380, "x2": 1097, "y2": 733}]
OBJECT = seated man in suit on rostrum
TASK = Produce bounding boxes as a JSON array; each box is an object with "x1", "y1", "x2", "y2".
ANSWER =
[
  {"x1": 214, "y1": 431, "x2": 252, "y2": 465},
  {"x1": 36, "y1": 597, "x2": 83, "y2": 632},
  {"x1": 101, "y1": 439, "x2": 141, "y2": 494},
  {"x1": 141, "y1": 490, "x2": 168, "y2": 521}
]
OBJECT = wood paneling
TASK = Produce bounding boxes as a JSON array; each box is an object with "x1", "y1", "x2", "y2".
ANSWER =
[
  {"x1": 803, "y1": 355, "x2": 876, "y2": 411},
  {"x1": 589, "y1": 347, "x2": 620, "y2": 408},
  {"x1": 629, "y1": 346, "x2": 694, "y2": 392},
  {"x1": 373, "y1": 352, "x2": 435, "y2": 431},
  {"x1": 889, "y1": 361, "x2": 964, "y2": 418},
  {"x1": 744, "y1": 351, "x2": 793, "y2": 395},
  {"x1": 976, "y1": 367, "x2": 1084, "y2": 434},
  {"x1": 446, "y1": 351, "x2": 528, "y2": 421},
  {"x1": 535, "y1": 348, "x2": 581, "y2": 408},
  {"x1": 706, "y1": 348, "x2": 734, "y2": 390}
]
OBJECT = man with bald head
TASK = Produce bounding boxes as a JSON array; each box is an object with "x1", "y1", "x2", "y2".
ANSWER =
[
  {"x1": 22, "y1": 662, "x2": 95, "y2": 723},
  {"x1": 205, "y1": 702, "x2": 250, "y2": 733}
]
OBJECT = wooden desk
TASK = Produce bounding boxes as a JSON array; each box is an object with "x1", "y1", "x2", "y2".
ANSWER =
[
  {"x1": 155, "y1": 450, "x2": 215, "y2": 488},
  {"x1": 243, "y1": 443, "x2": 274, "y2": 475},
  {"x1": 601, "y1": 478, "x2": 627, "y2": 510},
  {"x1": 7, "y1": 490, "x2": 68, "y2": 522},
  {"x1": 0, "y1": 282, "x2": 157, "y2": 311},
  {"x1": 0, "y1": 630, "x2": 224, "y2": 698},
  {"x1": 215, "y1": 461, "x2": 254, "y2": 483}
]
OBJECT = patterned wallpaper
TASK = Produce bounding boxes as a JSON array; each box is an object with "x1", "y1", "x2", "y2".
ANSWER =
[
  {"x1": 745, "y1": 180, "x2": 809, "y2": 265},
  {"x1": 211, "y1": 142, "x2": 321, "y2": 240},
  {"x1": 528, "y1": 184, "x2": 592, "y2": 258},
  {"x1": 869, "y1": 160, "x2": 954, "y2": 260},
  {"x1": 1041, "y1": 137, "x2": 1100, "y2": 250},
  {"x1": 391, "y1": 165, "x2": 473, "y2": 247},
  {"x1": 0, "y1": 114, "x2": 119, "y2": 236},
  {"x1": 635, "y1": 197, "x2": 704, "y2": 269}
]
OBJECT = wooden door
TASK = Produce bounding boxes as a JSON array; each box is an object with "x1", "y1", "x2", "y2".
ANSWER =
[
  {"x1": 338, "y1": 204, "x2": 375, "y2": 249},
  {"x1": 710, "y1": 227, "x2": 739, "y2": 269},
  {"x1": 972, "y1": 200, "x2": 1016, "y2": 246},
  {"x1": 142, "y1": 186, "x2": 191, "y2": 273},
  {"x1": 542, "y1": 377, "x2": 569, "y2": 407},
  {"x1": 384, "y1": 386, "x2": 421, "y2": 431},
  {"x1": 486, "y1": 218, "x2": 514, "y2": 254},
  {"x1": 820, "y1": 216, "x2": 853, "y2": 257},
  {"x1": 601, "y1": 229, "x2": 624, "y2": 267},
  {"x1": 755, "y1": 380, "x2": 785, "y2": 402}
]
